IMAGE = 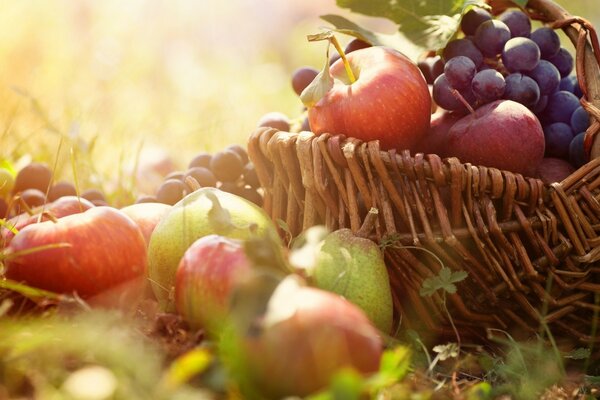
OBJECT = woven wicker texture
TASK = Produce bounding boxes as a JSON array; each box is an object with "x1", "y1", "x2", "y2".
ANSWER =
[{"x1": 248, "y1": 0, "x2": 600, "y2": 344}]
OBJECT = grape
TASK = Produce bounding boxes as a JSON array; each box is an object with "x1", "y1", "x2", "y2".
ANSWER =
[
  {"x1": 81, "y1": 189, "x2": 106, "y2": 202},
  {"x1": 504, "y1": 73, "x2": 540, "y2": 108},
  {"x1": 528, "y1": 60, "x2": 560, "y2": 95},
  {"x1": 188, "y1": 153, "x2": 212, "y2": 169},
  {"x1": 135, "y1": 195, "x2": 158, "y2": 204},
  {"x1": 243, "y1": 164, "x2": 260, "y2": 188},
  {"x1": 91, "y1": 199, "x2": 109, "y2": 207},
  {"x1": 291, "y1": 67, "x2": 319, "y2": 96},
  {"x1": 19, "y1": 188, "x2": 47, "y2": 209},
  {"x1": 571, "y1": 107, "x2": 590, "y2": 133},
  {"x1": 185, "y1": 167, "x2": 217, "y2": 188},
  {"x1": 569, "y1": 132, "x2": 588, "y2": 168},
  {"x1": 210, "y1": 150, "x2": 244, "y2": 182},
  {"x1": 559, "y1": 76, "x2": 576, "y2": 93},
  {"x1": 48, "y1": 181, "x2": 77, "y2": 202},
  {"x1": 499, "y1": 9, "x2": 531, "y2": 37},
  {"x1": 156, "y1": 179, "x2": 187, "y2": 205},
  {"x1": 13, "y1": 162, "x2": 52, "y2": 194},
  {"x1": 432, "y1": 74, "x2": 466, "y2": 111},
  {"x1": 442, "y1": 38, "x2": 484, "y2": 67},
  {"x1": 474, "y1": 20, "x2": 511, "y2": 57},
  {"x1": 573, "y1": 77, "x2": 584, "y2": 98},
  {"x1": 329, "y1": 53, "x2": 341, "y2": 66},
  {"x1": 300, "y1": 117, "x2": 311, "y2": 132},
  {"x1": 544, "y1": 122, "x2": 574, "y2": 158},
  {"x1": 461, "y1": 7, "x2": 492, "y2": 36},
  {"x1": 226, "y1": 144, "x2": 249, "y2": 164},
  {"x1": 502, "y1": 37, "x2": 540, "y2": 72},
  {"x1": 165, "y1": 171, "x2": 185, "y2": 182},
  {"x1": 240, "y1": 187, "x2": 263, "y2": 206},
  {"x1": 472, "y1": 69, "x2": 506, "y2": 103},
  {"x1": 544, "y1": 90, "x2": 580, "y2": 124},
  {"x1": 532, "y1": 95, "x2": 548, "y2": 114},
  {"x1": 344, "y1": 39, "x2": 371, "y2": 54},
  {"x1": 530, "y1": 27, "x2": 560, "y2": 59},
  {"x1": 219, "y1": 182, "x2": 244, "y2": 196},
  {"x1": 547, "y1": 48, "x2": 574, "y2": 78},
  {"x1": 418, "y1": 55, "x2": 444, "y2": 84},
  {"x1": 444, "y1": 56, "x2": 476, "y2": 89},
  {"x1": 257, "y1": 112, "x2": 290, "y2": 132}
]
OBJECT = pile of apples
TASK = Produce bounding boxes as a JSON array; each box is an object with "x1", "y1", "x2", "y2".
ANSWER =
[{"x1": 0, "y1": 161, "x2": 395, "y2": 397}]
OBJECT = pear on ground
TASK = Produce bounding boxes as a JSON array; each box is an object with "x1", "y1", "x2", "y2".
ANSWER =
[
  {"x1": 310, "y1": 212, "x2": 394, "y2": 334},
  {"x1": 147, "y1": 187, "x2": 280, "y2": 311}
]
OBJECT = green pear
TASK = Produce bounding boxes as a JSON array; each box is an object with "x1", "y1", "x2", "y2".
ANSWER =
[
  {"x1": 310, "y1": 213, "x2": 394, "y2": 334},
  {"x1": 147, "y1": 187, "x2": 280, "y2": 311}
]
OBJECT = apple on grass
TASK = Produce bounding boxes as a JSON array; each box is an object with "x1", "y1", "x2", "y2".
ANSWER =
[
  {"x1": 1, "y1": 196, "x2": 95, "y2": 247},
  {"x1": 119, "y1": 202, "x2": 171, "y2": 247},
  {"x1": 232, "y1": 276, "x2": 383, "y2": 399},
  {"x1": 3, "y1": 207, "x2": 147, "y2": 297},
  {"x1": 175, "y1": 235, "x2": 252, "y2": 336},
  {"x1": 301, "y1": 33, "x2": 431, "y2": 151}
]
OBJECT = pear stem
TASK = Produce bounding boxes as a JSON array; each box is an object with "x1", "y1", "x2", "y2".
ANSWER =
[
  {"x1": 451, "y1": 89, "x2": 475, "y2": 115},
  {"x1": 357, "y1": 207, "x2": 378, "y2": 239},
  {"x1": 331, "y1": 36, "x2": 356, "y2": 84}
]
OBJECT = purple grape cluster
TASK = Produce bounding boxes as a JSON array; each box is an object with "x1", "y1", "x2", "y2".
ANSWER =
[{"x1": 418, "y1": 6, "x2": 589, "y2": 169}]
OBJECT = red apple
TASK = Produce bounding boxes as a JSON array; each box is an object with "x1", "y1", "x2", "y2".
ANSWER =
[
  {"x1": 239, "y1": 277, "x2": 383, "y2": 398},
  {"x1": 119, "y1": 202, "x2": 171, "y2": 247},
  {"x1": 446, "y1": 100, "x2": 545, "y2": 176},
  {"x1": 536, "y1": 157, "x2": 575, "y2": 184},
  {"x1": 175, "y1": 235, "x2": 252, "y2": 335},
  {"x1": 1, "y1": 196, "x2": 95, "y2": 246},
  {"x1": 414, "y1": 109, "x2": 464, "y2": 157},
  {"x1": 4, "y1": 207, "x2": 147, "y2": 297},
  {"x1": 304, "y1": 46, "x2": 431, "y2": 150}
]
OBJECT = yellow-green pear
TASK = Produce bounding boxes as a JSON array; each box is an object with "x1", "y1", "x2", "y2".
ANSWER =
[{"x1": 310, "y1": 209, "x2": 394, "y2": 334}]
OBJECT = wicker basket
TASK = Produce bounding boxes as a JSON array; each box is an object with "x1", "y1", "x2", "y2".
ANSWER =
[{"x1": 248, "y1": 0, "x2": 600, "y2": 344}]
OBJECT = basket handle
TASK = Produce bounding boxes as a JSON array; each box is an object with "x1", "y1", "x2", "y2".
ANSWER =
[{"x1": 523, "y1": 0, "x2": 600, "y2": 159}]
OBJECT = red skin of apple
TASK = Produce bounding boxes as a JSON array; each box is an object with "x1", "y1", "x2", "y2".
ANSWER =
[
  {"x1": 446, "y1": 100, "x2": 545, "y2": 176},
  {"x1": 308, "y1": 46, "x2": 431, "y2": 151},
  {"x1": 4, "y1": 206, "x2": 147, "y2": 297},
  {"x1": 536, "y1": 157, "x2": 575, "y2": 184},
  {"x1": 119, "y1": 202, "x2": 171, "y2": 247},
  {"x1": 415, "y1": 109, "x2": 465, "y2": 157},
  {"x1": 243, "y1": 287, "x2": 383, "y2": 398},
  {"x1": 1, "y1": 196, "x2": 95, "y2": 246},
  {"x1": 175, "y1": 235, "x2": 251, "y2": 334}
]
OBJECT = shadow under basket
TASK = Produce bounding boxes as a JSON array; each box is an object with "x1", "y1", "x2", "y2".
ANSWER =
[{"x1": 248, "y1": 0, "x2": 600, "y2": 345}]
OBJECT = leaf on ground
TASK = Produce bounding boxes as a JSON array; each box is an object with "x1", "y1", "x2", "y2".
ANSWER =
[
  {"x1": 433, "y1": 342, "x2": 460, "y2": 361},
  {"x1": 162, "y1": 348, "x2": 213, "y2": 390},
  {"x1": 420, "y1": 267, "x2": 468, "y2": 297},
  {"x1": 564, "y1": 347, "x2": 591, "y2": 360},
  {"x1": 368, "y1": 346, "x2": 412, "y2": 390}
]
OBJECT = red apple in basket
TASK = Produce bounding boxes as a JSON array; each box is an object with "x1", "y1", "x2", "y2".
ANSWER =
[
  {"x1": 175, "y1": 234, "x2": 252, "y2": 336},
  {"x1": 301, "y1": 36, "x2": 431, "y2": 151},
  {"x1": 3, "y1": 207, "x2": 147, "y2": 297},
  {"x1": 1, "y1": 196, "x2": 95, "y2": 246},
  {"x1": 446, "y1": 100, "x2": 545, "y2": 176}
]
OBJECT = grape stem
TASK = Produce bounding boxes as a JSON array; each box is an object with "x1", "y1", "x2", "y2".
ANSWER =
[
  {"x1": 330, "y1": 35, "x2": 356, "y2": 84},
  {"x1": 451, "y1": 89, "x2": 475, "y2": 115}
]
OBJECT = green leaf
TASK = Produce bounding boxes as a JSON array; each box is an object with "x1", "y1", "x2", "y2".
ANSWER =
[
  {"x1": 433, "y1": 342, "x2": 460, "y2": 361},
  {"x1": 368, "y1": 346, "x2": 411, "y2": 391},
  {"x1": 300, "y1": 34, "x2": 334, "y2": 108},
  {"x1": 161, "y1": 348, "x2": 213, "y2": 390},
  {"x1": 329, "y1": 368, "x2": 364, "y2": 400},
  {"x1": 320, "y1": 15, "x2": 409, "y2": 50},
  {"x1": 564, "y1": 347, "x2": 591, "y2": 360},
  {"x1": 0, "y1": 278, "x2": 71, "y2": 302},
  {"x1": 466, "y1": 382, "x2": 493, "y2": 400},
  {"x1": 334, "y1": 0, "x2": 488, "y2": 51},
  {"x1": 420, "y1": 267, "x2": 468, "y2": 297}
]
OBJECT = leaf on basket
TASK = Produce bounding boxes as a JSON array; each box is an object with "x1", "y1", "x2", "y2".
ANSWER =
[
  {"x1": 333, "y1": 0, "x2": 489, "y2": 51},
  {"x1": 420, "y1": 267, "x2": 468, "y2": 297}
]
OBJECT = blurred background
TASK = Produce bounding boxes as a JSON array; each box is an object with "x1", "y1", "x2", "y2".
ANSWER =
[{"x1": 0, "y1": 0, "x2": 597, "y2": 203}]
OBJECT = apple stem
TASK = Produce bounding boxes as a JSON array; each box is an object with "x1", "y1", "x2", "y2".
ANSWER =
[
  {"x1": 451, "y1": 89, "x2": 475, "y2": 115},
  {"x1": 357, "y1": 207, "x2": 379, "y2": 239},
  {"x1": 330, "y1": 36, "x2": 356, "y2": 84}
]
